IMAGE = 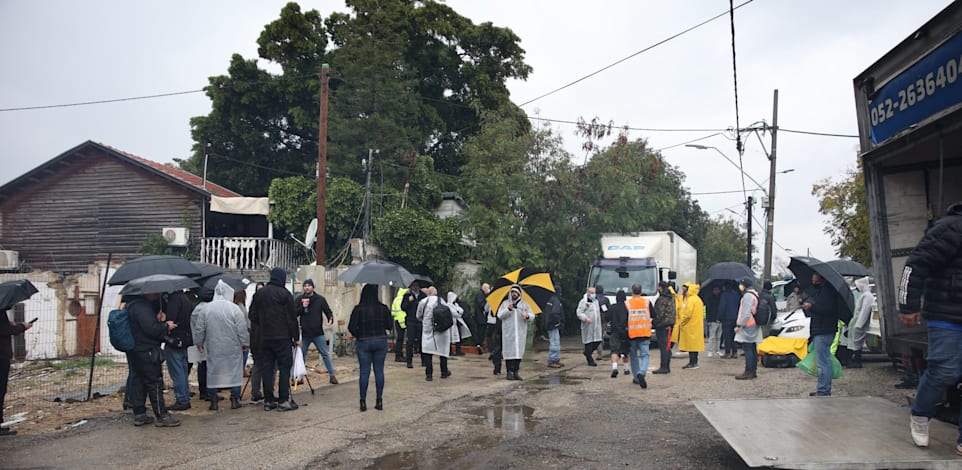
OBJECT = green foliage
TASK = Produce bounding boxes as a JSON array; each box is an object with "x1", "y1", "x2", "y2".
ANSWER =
[
  {"x1": 178, "y1": 1, "x2": 531, "y2": 196},
  {"x1": 812, "y1": 161, "x2": 872, "y2": 266},
  {"x1": 374, "y1": 208, "x2": 467, "y2": 284},
  {"x1": 139, "y1": 234, "x2": 191, "y2": 258},
  {"x1": 697, "y1": 217, "x2": 751, "y2": 278},
  {"x1": 268, "y1": 175, "x2": 366, "y2": 262}
]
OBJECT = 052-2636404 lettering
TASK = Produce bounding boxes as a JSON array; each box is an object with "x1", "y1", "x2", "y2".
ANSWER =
[{"x1": 870, "y1": 53, "x2": 961, "y2": 127}]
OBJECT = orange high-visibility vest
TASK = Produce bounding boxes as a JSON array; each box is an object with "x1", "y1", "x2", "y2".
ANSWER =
[{"x1": 626, "y1": 297, "x2": 653, "y2": 338}]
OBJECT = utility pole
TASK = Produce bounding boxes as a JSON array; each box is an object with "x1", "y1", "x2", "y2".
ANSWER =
[
  {"x1": 746, "y1": 196, "x2": 754, "y2": 269},
  {"x1": 363, "y1": 149, "x2": 375, "y2": 242},
  {"x1": 315, "y1": 64, "x2": 330, "y2": 265},
  {"x1": 762, "y1": 89, "x2": 779, "y2": 283}
]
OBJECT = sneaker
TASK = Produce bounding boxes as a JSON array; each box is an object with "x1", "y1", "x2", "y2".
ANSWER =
[
  {"x1": 637, "y1": 374, "x2": 647, "y2": 389},
  {"x1": 276, "y1": 400, "x2": 299, "y2": 412},
  {"x1": 682, "y1": 363, "x2": 699, "y2": 370},
  {"x1": 249, "y1": 395, "x2": 264, "y2": 404},
  {"x1": 911, "y1": 415, "x2": 930, "y2": 447},
  {"x1": 154, "y1": 414, "x2": 182, "y2": 427},
  {"x1": 706, "y1": 352, "x2": 714, "y2": 358},
  {"x1": 264, "y1": 401, "x2": 278, "y2": 411},
  {"x1": 440, "y1": 371, "x2": 452, "y2": 379},
  {"x1": 547, "y1": 362, "x2": 563, "y2": 369},
  {"x1": 651, "y1": 368, "x2": 670, "y2": 374},
  {"x1": 330, "y1": 376, "x2": 339, "y2": 385},
  {"x1": 623, "y1": 369, "x2": 630, "y2": 376},
  {"x1": 610, "y1": 369, "x2": 618, "y2": 378},
  {"x1": 133, "y1": 414, "x2": 155, "y2": 427},
  {"x1": 167, "y1": 401, "x2": 191, "y2": 411}
]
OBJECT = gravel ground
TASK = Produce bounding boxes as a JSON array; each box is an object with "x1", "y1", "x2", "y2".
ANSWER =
[{"x1": 317, "y1": 340, "x2": 912, "y2": 470}]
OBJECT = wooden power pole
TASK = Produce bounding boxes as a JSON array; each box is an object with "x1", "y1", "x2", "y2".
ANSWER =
[
  {"x1": 762, "y1": 89, "x2": 779, "y2": 282},
  {"x1": 316, "y1": 64, "x2": 330, "y2": 265}
]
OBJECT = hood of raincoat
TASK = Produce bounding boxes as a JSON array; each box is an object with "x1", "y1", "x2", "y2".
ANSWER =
[
  {"x1": 447, "y1": 291, "x2": 459, "y2": 304},
  {"x1": 684, "y1": 282, "x2": 700, "y2": 298},
  {"x1": 855, "y1": 276, "x2": 871, "y2": 293},
  {"x1": 213, "y1": 279, "x2": 235, "y2": 303},
  {"x1": 269, "y1": 267, "x2": 286, "y2": 286}
]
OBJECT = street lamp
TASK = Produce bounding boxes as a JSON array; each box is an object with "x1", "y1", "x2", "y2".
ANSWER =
[{"x1": 685, "y1": 144, "x2": 768, "y2": 193}]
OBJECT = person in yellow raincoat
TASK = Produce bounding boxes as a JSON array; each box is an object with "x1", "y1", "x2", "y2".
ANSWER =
[
  {"x1": 673, "y1": 282, "x2": 705, "y2": 369},
  {"x1": 390, "y1": 288, "x2": 408, "y2": 363}
]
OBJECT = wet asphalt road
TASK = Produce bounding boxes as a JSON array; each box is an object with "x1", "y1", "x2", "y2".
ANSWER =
[{"x1": 0, "y1": 336, "x2": 909, "y2": 469}]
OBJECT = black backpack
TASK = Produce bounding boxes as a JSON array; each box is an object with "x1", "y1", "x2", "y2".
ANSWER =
[
  {"x1": 750, "y1": 291, "x2": 773, "y2": 326},
  {"x1": 432, "y1": 302, "x2": 454, "y2": 332}
]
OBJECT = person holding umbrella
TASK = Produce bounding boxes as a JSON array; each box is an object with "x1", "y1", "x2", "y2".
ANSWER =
[
  {"x1": 498, "y1": 285, "x2": 534, "y2": 380},
  {"x1": 1, "y1": 280, "x2": 36, "y2": 436},
  {"x1": 803, "y1": 272, "x2": 840, "y2": 396},
  {"x1": 124, "y1": 284, "x2": 183, "y2": 427}
]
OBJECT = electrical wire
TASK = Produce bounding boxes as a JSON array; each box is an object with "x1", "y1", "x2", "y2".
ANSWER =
[
  {"x1": 728, "y1": 0, "x2": 744, "y2": 156},
  {"x1": 779, "y1": 128, "x2": 858, "y2": 138},
  {"x1": 517, "y1": 0, "x2": 757, "y2": 107}
]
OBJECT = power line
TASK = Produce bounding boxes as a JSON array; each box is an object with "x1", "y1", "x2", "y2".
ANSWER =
[
  {"x1": 691, "y1": 189, "x2": 748, "y2": 195},
  {"x1": 655, "y1": 132, "x2": 726, "y2": 152},
  {"x1": 517, "y1": 0, "x2": 757, "y2": 107},
  {"x1": 0, "y1": 89, "x2": 205, "y2": 112},
  {"x1": 779, "y1": 128, "x2": 858, "y2": 138},
  {"x1": 728, "y1": 0, "x2": 744, "y2": 155},
  {"x1": 528, "y1": 116, "x2": 726, "y2": 133}
]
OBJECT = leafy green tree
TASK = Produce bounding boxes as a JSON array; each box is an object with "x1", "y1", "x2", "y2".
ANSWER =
[
  {"x1": 374, "y1": 208, "x2": 467, "y2": 283},
  {"x1": 267, "y1": 175, "x2": 365, "y2": 262},
  {"x1": 696, "y1": 217, "x2": 750, "y2": 278},
  {"x1": 178, "y1": 1, "x2": 531, "y2": 197},
  {"x1": 812, "y1": 161, "x2": 871, "y2": 266}
]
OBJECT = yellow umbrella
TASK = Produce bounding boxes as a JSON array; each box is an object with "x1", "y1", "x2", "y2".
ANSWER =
[{"x1": 485, "y1": 268, "x2": 555, "y2": 315}]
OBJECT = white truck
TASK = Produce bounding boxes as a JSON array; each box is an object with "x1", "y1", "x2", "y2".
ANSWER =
[{"x1": 586, "y1": 232, "x2": 697, "y2": 301}]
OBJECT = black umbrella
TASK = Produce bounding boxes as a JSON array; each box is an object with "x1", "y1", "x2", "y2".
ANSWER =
[
  {"x1": 108, "y1": 255, "x2": 202, "y2": 285},
  {"x1": 198, "y1": 273, "x2": 250, "y2": 302},
  {"x1": 336, "y1": 259, "x2": 416, "y2": 287},
  {"x1": 0, "y1": 279, "x2": 39, "y2": 311},
  {"x1": 700, "y1": 262, "x2": 755, "y2": 295},
  {"x1": 787, "y1": 256, "x2": 856, "y2": 324},
  {"x1": 410, "y1": 273, "x2": 434, "y2": 287},
  {"x1": 190, "y1": 261, "x2": 225, "y2": 281},
  {"x1": 119, "y1": 274, "x2": 199, "y2": 296},
  {"x1": 825, "y1": 259, "x2": 872, "y2": 277}
]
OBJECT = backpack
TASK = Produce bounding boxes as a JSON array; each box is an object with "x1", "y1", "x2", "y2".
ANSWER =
[
  {"x1": 748, "y1": 291, "x2": 773, "y2": 326},
  {"x1": 107, "y1": 309, "x2": 135, "y2": 352},
  {"x1": 432, "y1": 302, "x2": 454, "y2": 332}
]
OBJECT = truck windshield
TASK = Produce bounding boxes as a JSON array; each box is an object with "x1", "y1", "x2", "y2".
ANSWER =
[{"x1": 587, "y1": 266, "x2": 658, "y2": 297}]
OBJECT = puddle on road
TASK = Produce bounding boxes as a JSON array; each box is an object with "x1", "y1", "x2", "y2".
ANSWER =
[
  {"x1": 367, "y1": 435, "x2": 500, "y2": 470},
  {"x1": 526, "y1": 375, "x2": 589, "y2": 387},
  {"x1": 466, "y1": 404, "x2": 538, "y2": 437}
]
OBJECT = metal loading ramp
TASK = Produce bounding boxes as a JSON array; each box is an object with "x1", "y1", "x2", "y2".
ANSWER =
[{"x1": 694, "y1": 396, "x2": 960, "y2": 469}]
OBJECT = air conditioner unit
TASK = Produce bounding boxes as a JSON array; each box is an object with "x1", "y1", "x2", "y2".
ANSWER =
[
  {"x1": 162, "y1": 228, "x2": 189, "y2": 247},
  {"x1": 0, "y1": 250, "x2": 19, "y2": 269}
]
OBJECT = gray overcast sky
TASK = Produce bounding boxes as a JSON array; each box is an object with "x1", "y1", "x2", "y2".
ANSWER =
[{"x1": 0, "y1": 0, "x2": 953, "y2": 271}]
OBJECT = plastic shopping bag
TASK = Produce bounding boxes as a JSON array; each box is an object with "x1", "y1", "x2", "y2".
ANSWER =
[
  {"x1": 795, "y1": 342, "x2": 843, "y2": 379},
  {"x1": 291, "y1": 347, "x2": 307, "y2": 380}
]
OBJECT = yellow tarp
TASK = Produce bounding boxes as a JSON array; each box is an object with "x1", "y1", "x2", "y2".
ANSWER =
[{"x1": 758, "y1": 336, "x2": 808, "y2": 360}]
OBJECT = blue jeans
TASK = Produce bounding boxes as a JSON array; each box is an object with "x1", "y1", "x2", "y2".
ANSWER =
[
  {"x1": 356, "y1": 338, "x2": 388, "y2": 401},
  {"x1": 164, "y1": 346, "x2": 190, "y2": 404},
  {"x1": 744, "y1": 342, "x2": 758, "y2": 372},
  {"x1": 629, "y1": 338, "x2": 651, "y2": 377},
  {"x1": 813, "y1": 334, "x2": 834, "y2": 396},
  {"x1": 911, "y1": 327, "x2": 962, "y2": 441},
  {"x1": 302, "y1": 334, "x2": 336, "y2": 376},
  {"x1": 547, "y1": 328, "x2": 561, "y2": 364}
]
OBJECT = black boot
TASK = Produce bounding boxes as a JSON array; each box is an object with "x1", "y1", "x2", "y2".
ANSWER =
[
  {"x1": 455, "y1": 343, "x2": 465, "y2": 356},
  {"x1": 585, "y1": 354, "x2": 598, "y2": 367},
  {"x1": 360, "y1": 399, "x2": 367, "y2": 412},
  {"x1": 209, "y1": 395, "x2": 219, "y2": 411},
  {"x1": 375, "y1": 398, "x2": 383, "y2": 410},
  {"x1": 848, "y1": 351, "x2": 863, "y2": 368},
  {"x1": 493, "y1": 360, "x2": 502, "y2": 376},
  {"x1": 230, "y1": 397, "x2": 241, "y2": 409}
]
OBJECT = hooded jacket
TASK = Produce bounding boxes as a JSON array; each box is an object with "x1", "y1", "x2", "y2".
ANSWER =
[
  {"x1": 193, "y1": 280, "x2": 249, "y2": 388},
  {"x1": 544, "y1": 293, "x2": 564, "y2": 330},
  {"x1": 653, "y1": 284, "x2": 675, "y2": 328},
  {"x1": 675, "y1": 283, "x2": 705, "y2": 352},
  {"x1": 899, "y1": 201, "x2": 962, "y2": 323},
  {"x1": 852, "y1": 277, "x2": 874, "y2": 330},
  {"x1": 249, "y1": 268, "x2": 299, "y2": 343}
]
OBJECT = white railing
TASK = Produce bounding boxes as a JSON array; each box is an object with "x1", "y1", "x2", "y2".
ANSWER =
[{"x1": 200, "y1": 237, "x2": 305, "y2": 272}]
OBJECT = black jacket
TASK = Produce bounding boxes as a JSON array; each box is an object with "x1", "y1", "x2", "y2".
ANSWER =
[
  {"x1": 296, "y1": 292, "x2": 333, "y2": 338},
  {"x1": 806, "y1": 283, "x2": 839, "y2": 337},
  {"x1": 348, "y1": 302, "x2": 393, "y2": 340},
  {"x1": 758, "y1": 289, "x2": 777, "y2": 323},
  {"x1": 249, "y1": 282, "x2": 299, "y2": 343},
  {"x1": 544, "y1": 294, "x2": 564, "y2": 330},
  {"x1": 128, "y1": 297, "x2": 168, "y2": 352},
  {"x1": 899, "y1": 201, "x2": 962, "y2": 323},
  {"x1": 704, "y1": 293, "x2": 721, "y2": 323},
  {"x1": 163, "y1": 291, "x2": 195, "y2": 346},
  {"x1": 402, "y1": 290, "x2": 425, "y2": 326},
  {"x1": 0, "y1": 310, "x2": 26, "y2": 360}
]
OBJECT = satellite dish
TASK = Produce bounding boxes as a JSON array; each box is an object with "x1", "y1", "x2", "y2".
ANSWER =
[{"x1": 305, "y1": 218, "x2": 318, "y2": 247}]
